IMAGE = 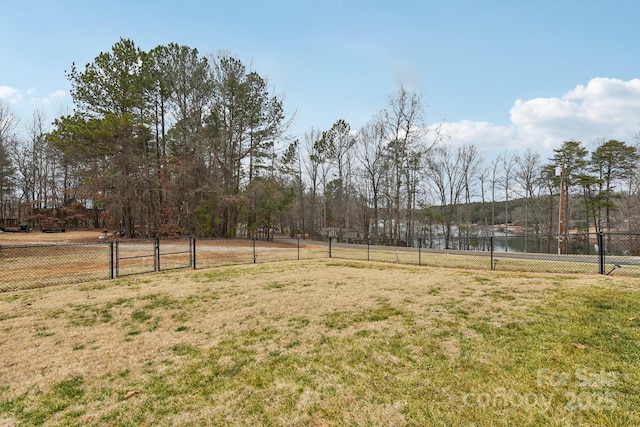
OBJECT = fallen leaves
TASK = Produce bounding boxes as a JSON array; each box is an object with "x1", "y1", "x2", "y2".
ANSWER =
[{"x1": 124, "y1": 390, "x2": 140, "y2": 400}]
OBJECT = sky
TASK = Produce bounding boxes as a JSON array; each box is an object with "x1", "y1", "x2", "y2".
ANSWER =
[{"x1": 2, "y1": 0, "x2": 640, "y2": 161}]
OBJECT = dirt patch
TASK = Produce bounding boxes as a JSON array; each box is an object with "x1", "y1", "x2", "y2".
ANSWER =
[
  {"x1": 0, "y1": 230, "x2": 323, "y2": 248},
  {"x1": 0, "y1": 229, "x2": 106, "y2": 245}
]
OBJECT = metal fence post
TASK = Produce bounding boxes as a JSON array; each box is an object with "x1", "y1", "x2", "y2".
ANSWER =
[
  {"x1": 253, "y1": 237, "x2": 257, "y2": 263},
  {"x1": 154, "y1": 238, "x2": 160, "y2": 272},
  {"x1": 367, "y1": 239, "x2": 370, "y2": 261},
  {"x1": 599, "y1": 231, "x2": 605, "y2": 275},
  {"x1": 109, "y1": 241, "x2": 114, "y2": 279},
  {"x1": 329, "y1": 237, "x2": 333, "y2": 258},
  {"x1": 490, "y1": 236, "x2": 495, "y2": 270},
  {"x1": 418, "y1": 238, "x2": 422, "y2": 266},
  {"x1": 297, "y1": 238, "x2": 300, "y2": 260},
  {"x1": 115, "y1": 240, "x2": 120, "y2": 278},
  {"x1": 192, "y1": 237, "x2": 197, "y2": 269}
]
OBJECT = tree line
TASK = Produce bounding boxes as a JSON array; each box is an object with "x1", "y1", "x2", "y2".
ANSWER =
[{"x1": 1, "y1": 38, "x2": 639, "y2": 243}]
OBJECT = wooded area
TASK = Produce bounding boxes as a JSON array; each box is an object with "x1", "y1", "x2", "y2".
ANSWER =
[{"x1": 1, "y1": 38, "x2": 640, "y2": 244}]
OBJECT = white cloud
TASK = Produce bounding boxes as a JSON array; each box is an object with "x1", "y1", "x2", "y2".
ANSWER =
[
  {"x1": 437, "y1": 120, "x2": 515, "y2": 155},
  {"x1": 39, "y1": 89, "x2": 67, "y2": 105},
  {"x1": 0, "y1": 85, "x2": 22, "y2": 103},
  {"x1": 442, "y1": 78, "x2": 640, "y2": 160},
  {"x1": 0, "y1": 86, "x2": 66, "y2": 110},
  {"x1": 48, "y1": 90, "x2": 66, "y2": 99},
  {"x1": 17, "y1": 88, "x2": 68, "y2": 106}
]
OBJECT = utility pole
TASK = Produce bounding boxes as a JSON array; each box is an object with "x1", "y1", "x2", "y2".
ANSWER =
[{"x1": 556, "y1": 162, "x2": 565, "y2": 255}]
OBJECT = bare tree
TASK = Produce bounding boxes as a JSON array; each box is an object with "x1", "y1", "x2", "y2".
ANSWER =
[
  {"x1": 0, "y1": 100, "x2": 18, "y2": 143},
  {"x1": 376, "y1": 86, "x2": 433, "y2": 244},
  {"x1": 425, "y1": 143, "x2": 466, "y2": 249},
  {"x1": 302, "y1": 128, "x2": 324, "y2": 237},
  {"x1": 459, "y1": 144, "x2": 483, "y2": 244},
  {"x1": 627, "y1": 133, "x2": 640, "y2": 232},
  {"x1": 489, "y1": 156, "x2": 503, "y2": 236},
  {"x1": 514, "y1": 148, "x2": 543, "y2": 234},
  {"x1": 502, "y1": 151, "x2": 517, "y2": 232},
  {"x1": 317, "y1": 119, "x2": 355, "y2": 239},
  {"x1": 354, "y1": 121, "x2": 387, "y2": 242},
  {"x1": 13, "y1": 110, "x2": 51, "y2": 223},
  {"x1": 0, "y1": 100, "x2": 18, "y2": 219}
]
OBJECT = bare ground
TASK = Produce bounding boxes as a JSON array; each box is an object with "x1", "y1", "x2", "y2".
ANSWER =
[
  {"x1": 0, "y1": 229, "x2": 320, "y2": 248},
  {"x1": 0, "y1": 229, "x2": 107, "y2": 245}
]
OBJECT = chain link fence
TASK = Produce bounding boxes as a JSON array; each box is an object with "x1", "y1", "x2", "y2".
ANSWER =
[
  {"x1": 193, "y1": 237, "x2": 328, "y2": 269},
  {"x1": 2, "y1": 232, "x2": 639, "y2": 292},
  {"x1": 0, "y1": 243, "x2": 113, "y2": 292},
  {"x1": 0, "y1": 238, "x2": 193, "y2": 291},
  {"x1": 328, "y1": 232, "x2": 640, "y2": 276},
  {"x1": 0, "y1": 237, "x2": 325, "y2": 291},
  {"x1": 115, "y1": 237, "x2": 193, "y2": 277}
]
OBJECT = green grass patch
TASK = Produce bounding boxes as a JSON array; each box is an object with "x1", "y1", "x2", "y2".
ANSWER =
[
  {"x1": 131, "y1": 310, "x2": 152, "y2": 322},
  {"x1": 66, "y1": 304, "x2": 113, "y2": 326},
  {"x1": 0, "y1": 376, "x2": 85, "y2": 426},
  {"x1": 324, "y1": 303, "x2": 408, "y2": 330}
]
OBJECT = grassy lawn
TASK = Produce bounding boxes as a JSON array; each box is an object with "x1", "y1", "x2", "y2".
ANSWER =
[{"x1": 0, "y1": 259, "x2": 639, "y2": 425}]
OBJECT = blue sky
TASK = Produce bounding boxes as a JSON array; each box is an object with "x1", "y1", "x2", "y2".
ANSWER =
[{"x1": 2, "y1": 0, "x2": 640, "y2": 159}]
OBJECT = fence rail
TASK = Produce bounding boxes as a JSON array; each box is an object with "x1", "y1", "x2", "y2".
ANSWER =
[{"x1": 1, "y1": 232, "x2": 640, "y2": 291}]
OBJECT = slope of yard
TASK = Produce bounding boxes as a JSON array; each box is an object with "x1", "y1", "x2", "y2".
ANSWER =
[{"x1": 0, "y1": 259, "x2": 639, "y2": 426}]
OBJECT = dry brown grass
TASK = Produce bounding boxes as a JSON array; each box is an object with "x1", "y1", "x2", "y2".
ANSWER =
[
  {"x1": 1, "y1": 256, "x2": 640, "y2": 425},
  {"x1": 2, "y1": 258, "x2": 639, "y2": 425},
  {"x1": 2, "y1": 263, "x2": 524, "y2": 390}
]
